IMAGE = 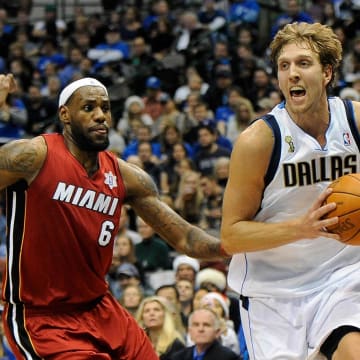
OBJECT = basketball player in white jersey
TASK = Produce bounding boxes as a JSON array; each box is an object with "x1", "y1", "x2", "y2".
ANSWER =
[{"x1": 220, "y1": 22, "x2": 360, "y2": 359}]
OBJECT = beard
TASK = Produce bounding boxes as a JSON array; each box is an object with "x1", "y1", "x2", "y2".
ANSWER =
[{"x1": 70, "y1": 122, "x2": 109, "y2": 152}]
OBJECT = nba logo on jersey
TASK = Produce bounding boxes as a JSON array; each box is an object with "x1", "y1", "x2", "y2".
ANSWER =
[
  {"x1": 104, "y1": 171, "x2": 117, "y2": 189},
  {"x1": 343, "y1": 132, "x2": 351, "y2": 146}
]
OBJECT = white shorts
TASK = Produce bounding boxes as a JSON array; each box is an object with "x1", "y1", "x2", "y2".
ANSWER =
[{"x1": 240, "y1": 271, "x2": 360, "y2": 360}]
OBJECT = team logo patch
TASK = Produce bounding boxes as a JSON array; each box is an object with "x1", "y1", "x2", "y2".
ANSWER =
[
  {"x1": 343, "y1": 132, "x2": 351, "y2": 146},
  {"x1": 104, "y1": 171, "x2": 117, "y2": 189}
]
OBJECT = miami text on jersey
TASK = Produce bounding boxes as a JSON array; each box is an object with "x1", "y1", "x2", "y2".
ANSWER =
[{"x1": 52, "y1": 181, "x2": 119, "y2": 215}]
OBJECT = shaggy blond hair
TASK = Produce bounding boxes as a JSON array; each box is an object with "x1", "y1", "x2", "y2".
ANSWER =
[{"x1": 270, "y1": 22, "x2": 342, "y2": 89}]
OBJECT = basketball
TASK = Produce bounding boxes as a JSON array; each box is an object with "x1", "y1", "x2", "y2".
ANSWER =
[{"x1": 323, "y1": 173, "x2": 360, "y2": 245}]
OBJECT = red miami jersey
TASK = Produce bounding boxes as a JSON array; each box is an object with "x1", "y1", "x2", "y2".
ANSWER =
[{"x1": 3, "y1": 133, "x2": 125, "y2": 306}]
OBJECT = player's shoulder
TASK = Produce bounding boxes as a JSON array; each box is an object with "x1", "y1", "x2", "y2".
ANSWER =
[
  {"x1": 118, "y1": 158, "x2": 158, "y2": 199},
  {"x1": 234, "y1": 117, "x2": 275, "y2": 154}
]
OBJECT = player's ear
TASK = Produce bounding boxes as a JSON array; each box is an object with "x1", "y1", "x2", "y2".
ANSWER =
[{"x1": 59, "y1": 106, "x2": 70, "y2": 124}]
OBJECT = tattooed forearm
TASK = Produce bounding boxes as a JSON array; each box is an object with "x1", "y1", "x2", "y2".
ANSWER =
[{"x1": 185, "y1": 227, "x2": 222, "y2": 259}]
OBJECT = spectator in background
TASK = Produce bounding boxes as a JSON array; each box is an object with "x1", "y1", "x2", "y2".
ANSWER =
[
  {"x1": 198, "y1": 0, "x2": 228, "y2": 41},
  {"x1": 174, "y1": 11, "x2": 213, "y2": 81},
  {"x1": 143, "y1": 76, "x2": 168, "y2": 123},
  {"x1": 157, "y1": 124, "x2": 192, "y2": 163},
  {"x1": 137, "y1": 140, "x2": 162, "y2": 186},
  {"x1": 119, "y1": 6, "x2": 144, "y2": 42},
  {"x1": 159, "y1": 141, "x2": 195, "y2": 199},
  {"x1": 194, "y1": 123, "x2": 231, "y2": 176},
  {"x1": 147, "y1": 17, "x2": 175, "y2": 57},
  {"x1": 155, "y1": 284, "x2": 187, "y2": 338},
  {"x1": 0, "y1": 93, "x2": 27, "y2": 145},
  {"x1": 171, "y1": 308, "x2": 241, "y2": 360},
  {"x1": 58, "y1": 47, "x2": 85, "y2": 87},
  {"x1": 117, "y1": 96, "x2": 153, "y2": 144},
  {"x1": 196, "y1": 268, "x2": 241, "y2": 335},
  {"x1": 175, "y1": 278, "x2": 195, "y2": 328},
  {"x1": 35, "y1": 37, "x2": 67, "y2": 77},
  {"x1": 143, "y1": 0, "x2": 175, "y2": 32},
  {"x1": 135, "y1": 217, "x2": 172, "y2": 274},
  {"x1": 110, "y1": 262, "x2": 143, "y2": 301},
  {"x1": 199, "y1": 174, "x2": 224, "y2": 235},
  {"x1": 116, "y1": 205, "x2": 142, "y2": 246},
  {"x1": 270, "y1": 0, "x2": 313, "y2": 38},
  {"x1": 174, "y1": 170, "x2": 203, "y2": 225},
  {"x1": 199, "y1": 292, "x2": 240, "y2": 354},
  {"x1": 226, "y1": 96, "x2": 254, "y2": 144},
  {"x1": 227, "y1": 0, "x2": 260, "y2": 36},
  {"x1": 122, "y1": 124, "x2": 162, "y2": 160},
  {"x1": 245, "y1": 67, "x2": 276, "y2": 111},
  {"x1": 172, "y1": 255, "x2": 200, "y2": 284},
  {"x1": 32, "y1": 4, "x2": 67, "y2": 42},
  {"x1": 6, "y1": 41, "x2": 34, "y2": 92},
  {"x1": 213, "y1": 156, "x2": 230, "y2": 188},
  {"x1": 87, "y1": 24, "x2": 130, "y2": 70},
  {"x1": 122, "y1": 36, "x2": 160, "y2": 96},
  {"x1": 119, "y1": 283, "x2": 144, "y2": 317},
  {"x1": 22, "y1": 83, "x2": 58, "y2": 136},
  {"x1": 136, "y1": 296, "x2": 185, "y2": 360},
  {"x1": 173, "y1": 70, "x2": 209, "y2": 108}
]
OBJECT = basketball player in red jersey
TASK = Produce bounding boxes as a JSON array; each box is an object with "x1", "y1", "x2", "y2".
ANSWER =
[{"x1": 0, "y1": 74, "x2": 224, "y2": 359}]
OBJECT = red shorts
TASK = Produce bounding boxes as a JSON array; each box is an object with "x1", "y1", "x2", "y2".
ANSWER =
[{"x1": 3, "y1": 292, "x2": 158, "y2": 359}]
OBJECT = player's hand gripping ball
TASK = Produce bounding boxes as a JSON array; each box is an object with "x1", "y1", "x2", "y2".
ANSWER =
[{"x1": 323, "y1": 173, "x2": 360, "y2": 245}]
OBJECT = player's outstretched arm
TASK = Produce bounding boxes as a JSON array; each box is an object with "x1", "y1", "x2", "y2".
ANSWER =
[
  {"x1": 120, "y1": 159, "x2": 225, "y2": 259},
  {"x1": 0, "y1": 136, "x2": 47, "y2": 190}
]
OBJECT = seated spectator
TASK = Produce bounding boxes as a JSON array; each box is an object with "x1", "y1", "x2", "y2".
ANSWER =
[
  {"x1": 119, "y1": 283, "x2": 144, "y2": 317},
  {"x1": 137, "y1": 140, "x2": 162, "y2": 187},
  {"x1": 158, "y1": 124, "x2": 193, "y2": 163},
  {"x1": 122, "y1": 124, "x2": 162, "y2": 160},
  {"x1": 193, "y1": 123, "x2": 231, "y2": 176},
  {"x1": 0, "y1": 94, "x2": 27, "y2": 145},
  {"x1": 58, "y1": 47, "x2": 85, "y2": 88},
  {"x1": 171, "y1": 308, "x2": 241, "y2": 360},
  {"x1": 199, "y1": 174, "x2": 224, "y2": 235},
  {"x1": 116, "y1": 205, "x2": 142, "y2": 245},
  {"x1": 270, "y1": 0, "x2": 313, "y2": 39},
  {"x1": 121, "y1": 36, "x2": 160, "y2": 96},
  {"x1": 155, "y1": 284, "x2": 186, "y2": 338},
  {"x1": 153, "y1": 98, "x2": 187, "y2": 140},
  {"x1": 136, "y1": 296, "x2": 186, "y2": 359},
  {"x1": 135, "y1": 217, "x2": 172, "y2": 274},
  {"x1": 175, "y1": 278, "x2": 195, "y2": 328},
  {"x1": 213, "y1": 156, "x2": 230, "y2": 188},
  {"x1": 172, "y1": 255, "x2": 200, "y2": 284},
  {"x1": 31, "y1": 4, "x2": 67, "y2": 41},
  {"x1": 226, "y1": 96, "x2": 254, "y2": 144},
  {"x1": 119, "y1": 6, "x2": 144, "y2": 42},
  {"x1": 173, "y1": 69, "x2": 209, "y2": 107},
  {"x1": 109, "y1": 262, "x2": 143, "y2": 300},
  {"x1": 159, "y1": 142, "x2": 195, "y2": 199},
  {"x1": 36, "y1": 37, "x2": 67, "y2": 77},
  {"x1": 87, "y1": 24, "x2": 130, "y2": 70},
  {"x1": 22, "y1": 83, "x2": 58, "y2": 136},
  {"x1": 174, "y1": 170, "x2": 203, "y2": 225},
  {"x1": 199, "y1": 292, "x2": 240, "y2": 354},
  {"x1": 117, "y1": 96, "x2": 153, "y2": 144},
  {"x1": 196, "y1": 268, "x2": 241, "y2": 335},
  {"x1": 142, "y1": 76, "x2": 168, "y2": 123}
]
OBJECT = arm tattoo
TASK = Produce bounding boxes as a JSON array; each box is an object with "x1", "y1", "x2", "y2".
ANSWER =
[{"x1": 0, "y1": 141, "x2": 39, "y2": 174}]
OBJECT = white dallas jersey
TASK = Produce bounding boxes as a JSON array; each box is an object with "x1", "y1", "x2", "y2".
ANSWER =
[{"x1": 228, "y1": 97, "x2": 360, "y2": 297}]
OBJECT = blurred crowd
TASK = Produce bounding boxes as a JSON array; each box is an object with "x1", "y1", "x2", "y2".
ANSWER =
[{"x1": 1, "y1": 0, "x2": 360, "y2": 358}]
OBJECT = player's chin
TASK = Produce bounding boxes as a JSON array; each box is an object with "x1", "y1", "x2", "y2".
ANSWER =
[{"x1": 91, "y1": 137, "x2": 110, "y2": 151}]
